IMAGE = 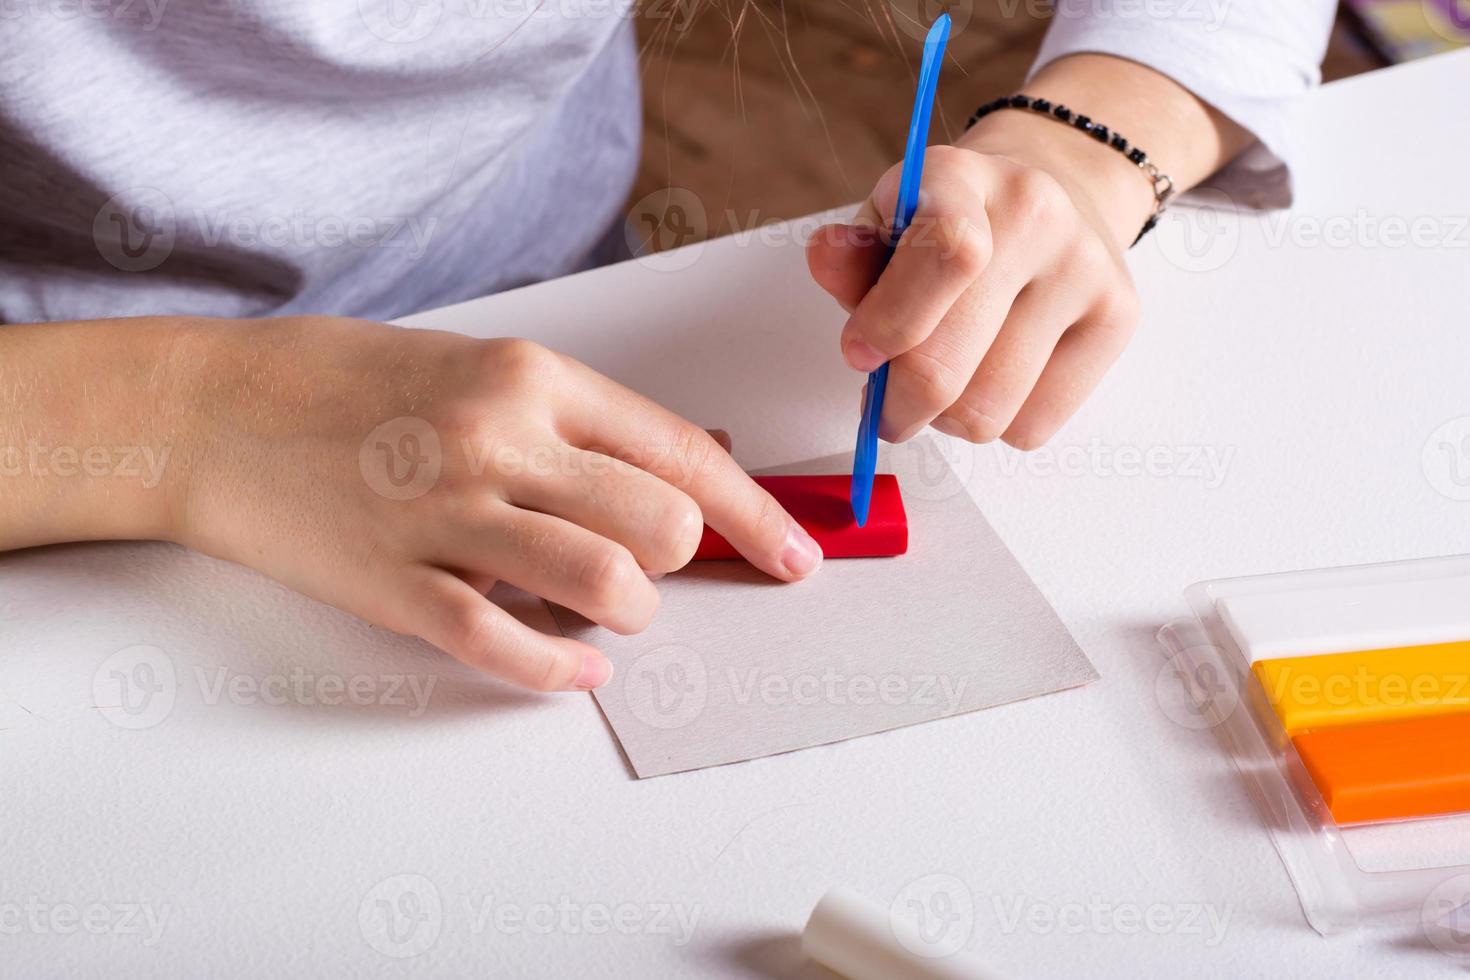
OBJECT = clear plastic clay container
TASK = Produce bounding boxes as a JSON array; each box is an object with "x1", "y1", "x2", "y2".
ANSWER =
[{"x1": 1157, "y1": 554, "x2": 1470, "y2": 938}]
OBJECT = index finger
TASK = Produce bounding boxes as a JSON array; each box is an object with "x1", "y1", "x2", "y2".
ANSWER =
[
  {"x1": 553, "y1": 359, "x2": 823, "y2": 582},
  {"x1": 840, "y1": 150, "x2": 994, "y2": 372}
]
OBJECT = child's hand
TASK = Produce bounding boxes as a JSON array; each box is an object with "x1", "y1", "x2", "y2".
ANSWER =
[
  {"x1": 807, "y1": 140, "x2": 1142, "y2": 450},
  {"x1": 172, "y1": 317, "x2": 823, "y2": 692}
]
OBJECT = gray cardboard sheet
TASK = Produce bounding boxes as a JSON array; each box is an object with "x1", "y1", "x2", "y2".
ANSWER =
[{"x1": 550, "y1": 437, "x2": 1097, "y2": 777}]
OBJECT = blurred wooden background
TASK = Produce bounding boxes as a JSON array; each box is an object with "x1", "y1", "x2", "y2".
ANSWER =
[{"x1": 629, "y1": 1, "x2": 1384, "y2": 245}]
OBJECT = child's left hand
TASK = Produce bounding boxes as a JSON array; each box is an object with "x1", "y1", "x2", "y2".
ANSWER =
[{"x1": 807, "y1": 142, "x2": 1141, "y2": 450}]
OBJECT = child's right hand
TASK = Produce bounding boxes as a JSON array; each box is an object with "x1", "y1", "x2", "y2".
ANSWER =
[{"x1": 162, "y1": 316, "x2": 822, "y2": 692}]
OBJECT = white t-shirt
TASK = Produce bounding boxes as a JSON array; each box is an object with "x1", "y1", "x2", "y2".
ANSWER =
[
  {"x1": 0, "y1": 0, "x2": 1337, "y2": 325},
  {"x1": 0, "y1": 1, "x2": 642, "y2": 323}
]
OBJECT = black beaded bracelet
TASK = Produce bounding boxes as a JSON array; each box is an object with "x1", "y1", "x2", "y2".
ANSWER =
[{"x1": 966, "y1": 94, "x2": 1174, "y2": 246}]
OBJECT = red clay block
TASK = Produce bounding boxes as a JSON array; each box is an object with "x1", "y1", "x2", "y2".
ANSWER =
[
  {"x1": 692, "y1": 474, "x2": 907, "y2": 561},
  {"x1": 1293, "y1": 712, "x2": 1470, "y2": 824}
]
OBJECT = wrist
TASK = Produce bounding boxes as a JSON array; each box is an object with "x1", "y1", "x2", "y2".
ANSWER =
[
  {"x1": 954, "y1": 53, "x2": 1254, "y2": 252},
  {"x1": 0, "y1": 318, "x2": 200, "y2": 550},
  {"x1": 957, "y1": 108, "x2": 1154, "y2": 252}
]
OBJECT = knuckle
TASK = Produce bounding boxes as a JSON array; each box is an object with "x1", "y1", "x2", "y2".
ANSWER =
[
  {"x1": 944, "y1": 404, "x2": 1007, "y2": 445},
  {"x1": 1071, "y1": 232, "x2": 1110, "y2": 273},
  {"x1": 666, "y1": 424, "x2": 721, "y2": 488},
  {"x1": 744, "y1": 487, "x2": 788, "y2": 549},
  {"x1": 435, "y1": 489, "x2": 485, "y2": 526},
  {"x1": 578, "y1": 544, "x2": 641, "y2": 615},
  {"x1": 529, "y1": 650, "x2": 577, "y2": 693},
  {"x1": 484, "y1": 337, "x2": 561, "y2": 388},
  {"x1": 1096, "y1": 282, "x2": 1142, "y2": 334},
  {"x1": 900, "y1": 347, "x2": 967, "y2": 414},
  {"x1": 1009, "y1": 166, "x2": 1071, "y2": 228},
  {"x1": 655, "y1": 494, "x2": 704, "y2": 567},
  {"x1": 447, "y1": 594, "x2": 504, "y2": 662},
  {"x1": 936, "y1": 216, "x2": 992, "y2": 278},
  {"x1": 861, "y1": 312, "x2": 925, "y2": 354},
  {"x1": 924, "y1": 144, "x2": 976, "y2": 174}
]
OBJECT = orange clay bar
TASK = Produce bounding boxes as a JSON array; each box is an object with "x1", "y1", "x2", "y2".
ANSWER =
[{"x1": 1293, "y1": 712, "x2": 1470, "y2": 824}]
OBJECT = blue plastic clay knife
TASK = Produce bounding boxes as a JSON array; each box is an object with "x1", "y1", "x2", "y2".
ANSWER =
[{"x1": 850, "y1": 12, "x2": 952, "y2": 525}]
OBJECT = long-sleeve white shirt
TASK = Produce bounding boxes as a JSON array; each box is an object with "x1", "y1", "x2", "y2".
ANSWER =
[{"x1": 1033, "y1": 0, "x2": 1340, "y2": 207}]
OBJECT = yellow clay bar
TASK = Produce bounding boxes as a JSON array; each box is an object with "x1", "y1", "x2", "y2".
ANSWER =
[{"x1": 1251, "y1": 640, "x2": 1470, "y2": 735}]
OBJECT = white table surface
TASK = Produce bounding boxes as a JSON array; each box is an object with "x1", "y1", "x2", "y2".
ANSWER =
[{"x1": 5, "y1": 49, "x2": 1470, "y2": 979}]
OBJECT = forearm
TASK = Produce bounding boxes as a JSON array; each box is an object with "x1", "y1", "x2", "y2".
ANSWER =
[
  {"x1": 957, "y1": 53, "x2": 1251, "y2": 251},
  {"x1": 0, "y1": 317, "x2": 198, "y2": 551}
]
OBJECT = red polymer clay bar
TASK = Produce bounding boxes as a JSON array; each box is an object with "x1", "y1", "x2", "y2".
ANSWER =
[{"x1": 692, "y1": 474, "x2": 908, "y2": 561}]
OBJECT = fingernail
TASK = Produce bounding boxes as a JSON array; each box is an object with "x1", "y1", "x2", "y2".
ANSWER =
[
  {"x1": 844, "y1": 340, "x2": 888, "y2": 373},
  {"x1": 930, "y1": 417, "x2": 966, "y2": 439},
  {"x1": 573, "y1": 651, "x2": 613, "y2": 691},
  {"x1": 781, "y1": 522, "x2": 823, "y2": 578}
]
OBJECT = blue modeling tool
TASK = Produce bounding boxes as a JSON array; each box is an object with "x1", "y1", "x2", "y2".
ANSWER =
[{"x1": 850, "y1": 12, "x2": 951, "y2": 526}]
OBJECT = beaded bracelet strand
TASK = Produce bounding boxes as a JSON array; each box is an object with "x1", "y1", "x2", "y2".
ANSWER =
[{"x1": 966, "y1": 94, "x2": 1174, "y2": 246}]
